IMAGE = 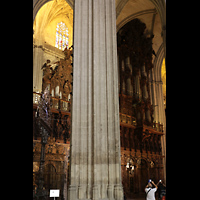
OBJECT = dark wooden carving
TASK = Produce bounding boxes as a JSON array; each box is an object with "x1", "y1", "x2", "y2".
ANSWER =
[{"x1": 41, "y1": 46, "x2": 73, "y2": 101}]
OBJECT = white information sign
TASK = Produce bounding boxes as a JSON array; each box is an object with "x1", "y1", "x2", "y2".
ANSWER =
[{"x1": 50, "y1": 189, "x2": 60, "y2": 197}]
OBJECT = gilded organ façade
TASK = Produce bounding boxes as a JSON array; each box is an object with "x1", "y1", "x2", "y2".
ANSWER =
[
  {"x1": 33, "y1": 18, "x2": 165, "y2": 200},
  {"x1": 117, "y1": 19, "x2": 164, "y2": 197}
]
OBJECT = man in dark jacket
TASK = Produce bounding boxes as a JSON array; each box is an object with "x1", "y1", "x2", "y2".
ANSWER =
[
  {"x1": 123, "y1": 192, "x2": 127, "y2": 200},
  {"x1": 157, "y1": 180, "x2": 166, "y2": 200}
]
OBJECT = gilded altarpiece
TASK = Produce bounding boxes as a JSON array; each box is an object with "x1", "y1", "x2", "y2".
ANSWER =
[
  {"x1": 33, "y1": 46, "x2": 73, "y2": 200},
  {"x1": 33, "y1": 137, "x2": 70, "y2": 200}
]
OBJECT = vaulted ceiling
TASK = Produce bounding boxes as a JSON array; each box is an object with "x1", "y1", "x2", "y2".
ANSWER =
[
  {"x1": 33, "y1": 0, "x2": 73, "y2": 47},
  {"x1": 33, "y1": 0, "x2": 165, "y2": 54}
]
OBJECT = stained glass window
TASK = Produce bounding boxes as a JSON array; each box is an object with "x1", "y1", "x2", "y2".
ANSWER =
[{"x1": 55, "y1": 22, "x2": 69, "y2": 50}]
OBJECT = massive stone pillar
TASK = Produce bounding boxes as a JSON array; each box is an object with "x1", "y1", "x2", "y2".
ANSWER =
[
  {"x1": 68, "y1": 0, "x2": 123, "y2": 200},
  {"x1": 33, "y1": 45, "x2": 44, "y2": 93}
]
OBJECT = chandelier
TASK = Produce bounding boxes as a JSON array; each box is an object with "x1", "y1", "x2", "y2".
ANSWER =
[{"x1": 126, "y1": 158, "x2": 135, "y2": 174}]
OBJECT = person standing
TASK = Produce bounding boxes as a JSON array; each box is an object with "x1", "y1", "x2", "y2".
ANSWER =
[
  {"x1": 156, "y1": 180, "x2": 166, "y2": 200},
  {"x1": 145, "y1": 180, "x2": 158, "y2": 200},
  {"x1": 123, "y1": 193, "x2": 127, "y2": 200}
]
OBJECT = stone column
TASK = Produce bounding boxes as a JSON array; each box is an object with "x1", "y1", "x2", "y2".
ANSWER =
[
  {"x1": 149, "y1": 68, "x2": 158, "y2": 122},
  {"x1": 68, "y1": 0, "x2": 124, "y2": 200},
  {"x1": 150, "y1": 67, "x2": 166, "y2": 183},
  {"x1": 156, "y1": 80, "x2": 166, "y2": 182},
  {"x1": 33, "y1": 45, "x2": 44, "y2": 93}
]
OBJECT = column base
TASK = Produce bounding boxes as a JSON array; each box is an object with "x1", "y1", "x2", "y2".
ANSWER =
[
  {"x1": 114, "y1": 184, "x2": 124, "y2": 200},
  {"x1": 68, "y1": 185, "x2": 77, "y2": 200}
]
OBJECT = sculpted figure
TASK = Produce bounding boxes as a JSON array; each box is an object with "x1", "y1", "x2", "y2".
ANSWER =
[{"x1": 41, "y1": 60, "x2": 52, "y2": 92}]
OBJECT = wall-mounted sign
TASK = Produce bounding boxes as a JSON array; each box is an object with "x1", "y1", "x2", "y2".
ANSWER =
[{"x1": 50, "y1": 189, "x2": 60, "y2": 197}]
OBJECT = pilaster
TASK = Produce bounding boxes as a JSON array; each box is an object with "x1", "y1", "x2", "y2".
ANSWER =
[{"x1": 33, "y1": 45, "x2": 44, "y2": 93}]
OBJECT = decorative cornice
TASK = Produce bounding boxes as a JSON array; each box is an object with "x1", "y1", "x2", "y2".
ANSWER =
[{"x1": 33, "y1": 42, "x2": 65, "y2": 59}]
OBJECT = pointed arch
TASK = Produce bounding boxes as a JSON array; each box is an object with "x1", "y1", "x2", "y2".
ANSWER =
[
  {"x1": 153, "y1": 43, "x2": 165, "y2": 82},
  {"x1": 33, "y1": 0, "x2": 73, "y2": 24}
]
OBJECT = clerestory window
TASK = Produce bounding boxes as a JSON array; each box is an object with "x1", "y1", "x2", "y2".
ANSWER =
[{"x1": 55, "y1": 22, "x2": 69, "y2": 50}]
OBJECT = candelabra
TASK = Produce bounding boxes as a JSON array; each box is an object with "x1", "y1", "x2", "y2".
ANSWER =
[
  {"x1": 126, "y1": 157, "x2": 135, "y2": 175},
  {"x1": 35, "y1": 87, "x2": 52, "y2": 200}
]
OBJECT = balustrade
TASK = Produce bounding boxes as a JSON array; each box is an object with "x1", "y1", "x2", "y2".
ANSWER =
[
  {"x1": 33, "y1": 92, "x2": 71, "y2": 113},
  {"x1": 120, "y1": 113, "x2": 137, "y2": 126},
  {"x1": 33, "y1": 92, "x2": 41, "y2": 104},
  {"x1": 119, "y1": 112, "x2": 163, "y2": 133}
]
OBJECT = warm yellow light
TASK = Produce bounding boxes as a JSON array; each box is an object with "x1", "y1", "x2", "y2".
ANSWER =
[
  {"x1": 161, "y1": 58, "x2": 166, "y2": 108},
  {"x1": 126, "y1": 163, "x2": 129, "y2": 168},
  {"x1": 33, "y1": 0, "x2": 73, "y2": 48}
]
